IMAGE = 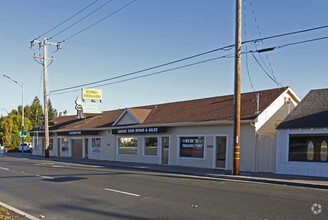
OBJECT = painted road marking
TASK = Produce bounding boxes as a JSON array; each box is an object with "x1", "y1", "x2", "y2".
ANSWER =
[
  {"x1": 0, "y1": 167, "x2": 9, "y2": 171},
  {"x1": 105, "y1": 188, "x2": 140, "y2": 197},
  {"x1": 36, "y1": 174, "x2": 54, "y2": 180},
  {"x1": 52, "y1": 165, "x2": 70, "y2": 168}
]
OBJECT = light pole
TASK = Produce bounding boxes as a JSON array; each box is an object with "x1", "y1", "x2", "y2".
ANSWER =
[{"x1": 3, "y1": 74, "x2": 25, "y2": 155}]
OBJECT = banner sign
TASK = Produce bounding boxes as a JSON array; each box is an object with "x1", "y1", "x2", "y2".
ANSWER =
[
  {"x1": 82, "y1": 88, "x2": 102, "y2": 100},
  {"x1": 81, "y1": 101, "x2": 102, "y2": 114},
  {"x1": 112, "y1": 127, "x2": 167, "y2": 135}
]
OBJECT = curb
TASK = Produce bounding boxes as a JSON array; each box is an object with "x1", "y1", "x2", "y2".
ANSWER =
[
  {"x1": 0, "y1": 201, "x2": 39, "y2": 220},
  {"x1": 45, "y1": 157, "x2": 328, "y2": 190}
]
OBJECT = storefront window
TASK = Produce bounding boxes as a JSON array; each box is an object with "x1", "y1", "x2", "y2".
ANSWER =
[
  {"x1": 321, "y1": 141, "x2": 328, "y2": 162},
  {"x1": 119, "y1": 137, "x2": 138, "y2": 155},
  {"x1": 289, "y1": 135, "x2": 328, "y2": 162},
  {"x1": 49, "y1": 138, "x2": 54, "y2": 151},
  {"x1": 180, "y1": 137, "x2": 204, "y2": 158},
  {"x1": 92, "y1": 138, "x2": 101, "y2": 153},
  {"x1": 307, "y1": 141, "x2": 314, "y2": 161},
  {"x1": 62, "y1": 138, "x2": 69, "y2": 151},
  {"x1": 144, "y1": 137, "x2": 158, "y2": 156}
]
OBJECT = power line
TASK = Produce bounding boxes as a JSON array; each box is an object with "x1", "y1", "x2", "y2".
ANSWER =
[
  {"x1": 248, "y1": 0, "x2": 277, "y2": 82},
  {"x1": 50, "y1": 53, "x2": 236, "y2": 96},
  {"x1": 33, "y1": 0, "x2": 100, "y2": 41},
  {"x1": 50, "y1": 45, "x2": 234, "y2": 93},
  {"x1": 53, "y1": 24, "x2": 328, "y2": 91},
  {"x1": 275, "y1": 35, "x2": 328, "y2": 49},
  {"x1": 49, "y1": 0, "x2": 114, "y2": 40},
  {"x1": 251, "y1": 53, "x2": 282, "y2": 87},
  {"x1": 251, "y1": 35, "x2": 328, "y2": 87},
  {"x1": 243, "y1": 24, "x2": 328, "y2": 45},
  {"x1": 58, "y1": 0, "x2": 137, "y2": 43},
  {"x1": 243, "y1": 0, "x2": 255, "y2": 91},
  {"x1": 50, "y1": 34, "x2": 328, "y2": 95}
]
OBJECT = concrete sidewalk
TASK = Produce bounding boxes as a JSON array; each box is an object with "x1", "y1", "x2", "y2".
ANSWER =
[{"x1": 4, "y1": 153, "x2": 328, "y2": 190}]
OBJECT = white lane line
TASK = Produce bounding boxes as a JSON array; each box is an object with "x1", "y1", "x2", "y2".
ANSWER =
[
  {"x1": 52, "y1": 165, "x2": 69, "y2": 168},
  {"x1": 0, "y1": 167, "x2": 9, "y2": 171},
  {"x1": 105, "y1": 188, "x2": 140, "y2": 197},
  {"x1": 41, "y1": 176, "x2": 54, "y2": 179},
  {"x1": 36, "y1": 174, "x2": 54, "y2": 180}
]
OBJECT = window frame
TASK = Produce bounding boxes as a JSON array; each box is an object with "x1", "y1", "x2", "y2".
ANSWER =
[
  {"x1": 178, "y1": 135, "x2": 206, "y2": 160},
  {"x1": 288, "y1": 134, "x2": 328, "y2": 163},
  {"x1": 143, "y1": 136, "x2": 159, "y2": 157},
  {"x1": 91, "y1": 137, "x2": 102, "y2": 153},
  {"x1": 117, "y1": 137, "x2": 139, "y2": 155}
]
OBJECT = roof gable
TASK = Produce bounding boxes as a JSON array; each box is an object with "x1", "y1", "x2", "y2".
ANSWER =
[
  {"x1": 113, "y1": 108, "x2": 152, "y2": 126},
  {"x1": 277, "y1": 88, "x2": 328, "y2": 129}
]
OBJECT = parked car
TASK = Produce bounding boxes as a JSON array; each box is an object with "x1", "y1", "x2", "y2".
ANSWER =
[{"x1": 19, "y1": 142, "x2": 33, "y2": 152}]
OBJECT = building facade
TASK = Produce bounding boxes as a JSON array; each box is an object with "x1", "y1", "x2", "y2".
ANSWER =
[
  {"x1": 31, "y1": 87, "x2": 299, "y2": 173},
  {"x1": 276, "y1": 88, "x2": 328, "y2": 177}
]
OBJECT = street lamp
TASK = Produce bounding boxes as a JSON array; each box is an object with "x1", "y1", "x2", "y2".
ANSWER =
[{"x1": 2, "y1": 74, "x2": 25, "y2": 155}]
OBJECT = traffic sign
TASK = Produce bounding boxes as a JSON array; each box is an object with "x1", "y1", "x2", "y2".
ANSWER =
[{"x1": 19, "y1": 131, "x2": 27, "y2": 138}]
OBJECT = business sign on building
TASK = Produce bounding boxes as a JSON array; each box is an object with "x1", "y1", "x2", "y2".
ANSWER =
[
  {"x1": 112, "y1": 127, "x2": 167, "y2": 135},
  {"x1": 82, "y1": 88, "x2": 102, "y2": 100},
  {"x1": 81, "y1": 101, "x2": 102, "y2": 114}
]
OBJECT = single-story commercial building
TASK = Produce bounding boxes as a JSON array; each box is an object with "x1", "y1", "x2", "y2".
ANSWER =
[
  {"x1": 276, "y1": 88, "x2": 328, "y2": 177},
  {"x1": 31, "y1": 87, "x2": 299, "y2": 173}
]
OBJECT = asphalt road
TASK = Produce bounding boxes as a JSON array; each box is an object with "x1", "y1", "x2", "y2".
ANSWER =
[{"x1": 0, "y1": 155, "x2": 327, "y2": 220}]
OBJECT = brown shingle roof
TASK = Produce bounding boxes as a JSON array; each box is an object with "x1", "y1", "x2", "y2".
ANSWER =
[{"x1": 47, "y1": 87, "x2": 287, "y2": 131}]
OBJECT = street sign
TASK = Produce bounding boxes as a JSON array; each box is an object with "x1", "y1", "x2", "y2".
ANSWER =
[{"x1": 19, "y1": 131, "x2": 27, "y2": 138}]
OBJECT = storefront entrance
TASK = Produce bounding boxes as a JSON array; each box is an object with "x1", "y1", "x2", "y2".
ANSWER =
[
  {"x1": 84, "y1": 138, "x2": 89, "y2": 158},
  {"x1": 161, "y1": 137, "x2": 169, "y2": 164},
  {"x1": 71, "y1": 139, "x2": 83, "y2": 158},
  {"x1": 57, "y1": 138, "x2": 60, "y2": 156},
  {"x1": 216, "y1": 137, "x2": 227, "y2": 169}
]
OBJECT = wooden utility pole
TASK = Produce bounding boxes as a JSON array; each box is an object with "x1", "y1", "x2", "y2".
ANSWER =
[
  {"x1": 32, "y1": 38, "x2": 58, "y2": 158},
  {"x1": 233, "y1": 0, "x2": 242, "y2": 175}
]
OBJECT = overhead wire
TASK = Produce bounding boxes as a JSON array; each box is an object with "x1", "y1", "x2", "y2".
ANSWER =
[
  {"x1": 49, "y1": 0, "x2": 114, "y2": 40},
  {"x1": 33, "y1": 0, "x2": 100, "y2": 41},
  {"x1": 50, "y1": 44, "x2": 234, "y2": 93},
  {"x1": 242, "y1": 24, "x2": 328, "y2": 45},
  {"x1": 50, "y1": 53, "x2": 236, "y2": 96},
  {"x1": 58, "y1": 0, "x2": 137, "y2": 43},
  {"x1": 51, "y1": 23, "x2": 328, "y2": 94},
  {"x1": 251, "y1": 53, "x2": 282, "y2": 87},
  {"x1": 248, "y1": 0, "x2": 277, "y2": 82},
  {"x1": 50, "y1": 34, "x2": 328, "y2": 96},
  {"x1": 243, "y1": 0, "x2": 255, "y2": 91}
]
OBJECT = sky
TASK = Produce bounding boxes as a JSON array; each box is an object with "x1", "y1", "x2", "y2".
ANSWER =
[{"x1": 0, "y1": 0, "x2": 328, "y2": 117}]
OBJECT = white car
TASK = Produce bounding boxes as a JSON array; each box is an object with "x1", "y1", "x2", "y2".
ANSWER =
[{"x1": 19, "y1": 142, "x2": 33, "y2": 152}]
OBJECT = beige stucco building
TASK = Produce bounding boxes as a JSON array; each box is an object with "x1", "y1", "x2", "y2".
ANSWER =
[{"x1": 31, "y1": 87, "x2": 300, "y2": 173}]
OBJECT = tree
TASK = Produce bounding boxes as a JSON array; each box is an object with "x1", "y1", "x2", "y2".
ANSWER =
[
  {"x1": 29, "y1": 96, "x2": 44, "y2": 128},
  {"x1": 0, "y1": 110, "x2": 32, "y2": 148},
  {"x1": 48, "y1": 99, "x2": 58, "y2": 121}
]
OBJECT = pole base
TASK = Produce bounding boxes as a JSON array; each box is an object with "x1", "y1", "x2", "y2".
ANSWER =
[{"x1": 45, "y1": 148, "x2": 50, "y2": 158}]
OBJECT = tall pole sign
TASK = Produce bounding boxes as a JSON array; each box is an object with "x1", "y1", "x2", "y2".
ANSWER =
[{"x1": 233, "y1": 0, "x2": 242, "y2": 175}]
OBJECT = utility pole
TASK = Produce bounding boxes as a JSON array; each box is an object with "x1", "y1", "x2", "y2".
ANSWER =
[
  {"x1": 233, "y1": 0, "x2": 242, "y2": 175},
  {"x1": 31, "y1": 38, "x2": 60, "y2": 158}
]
